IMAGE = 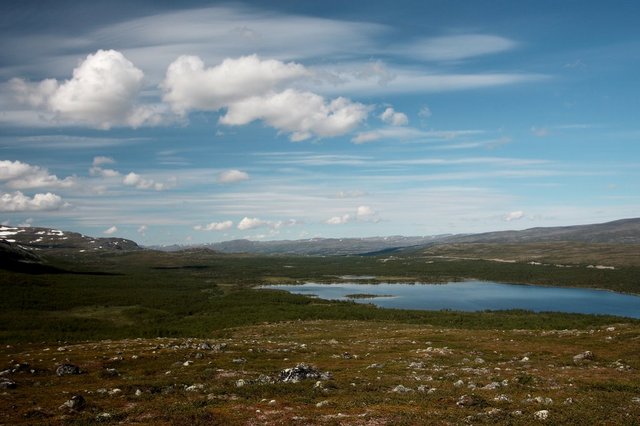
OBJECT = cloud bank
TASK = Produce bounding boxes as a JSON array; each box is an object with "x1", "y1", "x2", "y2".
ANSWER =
[
  {"x1": 0, "y1": 191, "x2": 66, "y2": 212},
  {"x1": 10, "y1": 50, "x2": 165, "y2": 129}
]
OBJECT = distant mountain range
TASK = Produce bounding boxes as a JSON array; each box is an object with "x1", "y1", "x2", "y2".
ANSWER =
[
  {"x1": 153, "y1": 218, "x2": 640, "y2": 254},
  {"x1": 0, "y1": 225, "x2": 141, "y2": 272},
  {"x1": 439, "y1": 218, "x2": 640, "y2": 245},
  {"x1": 1, "y1": 218, "x2": 639, "y2": 264},
  {"x1": 152, "y1": 235, "x2": 453, "y2": 256},
  {"x1": 0, "y1": 226, "x2": 140, "y2": 252}
]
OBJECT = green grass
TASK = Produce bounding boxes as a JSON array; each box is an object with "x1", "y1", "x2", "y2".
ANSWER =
[{"x1": 1, "y1": 249, "x2": 638, "y2": 343}]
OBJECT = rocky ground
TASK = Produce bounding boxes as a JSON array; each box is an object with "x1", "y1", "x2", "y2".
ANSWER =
[{"x1": 1, "y1": 320, "x2": 639, "y2": 425}]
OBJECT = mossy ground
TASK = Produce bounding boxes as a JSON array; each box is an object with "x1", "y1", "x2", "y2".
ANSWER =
[{"x1": 2, "y1": 320, "x2": 639, "y2": 424}]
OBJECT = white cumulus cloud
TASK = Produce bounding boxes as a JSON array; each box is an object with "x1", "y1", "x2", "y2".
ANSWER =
[
  {"x1": 89, "y1": 156, "x2": 121, "y2": 178},
  {"x1": 162, "y1": 54, "x2": 309, "y2": 114},
  {"x1": 326, "y1": 205, "x2": 379, "y2": 225},
  {"x1": 92, "y1": 156, "x2": 115, "y2": 167},
  {"x1": 162, "y1": 55, "x2": 368, "y2": 141},
  {"x1": 217, "y1": 169, "x2": 249, "y2": 184},
  {"x1": 356, "y1": 205, "x2": 377, "y2": 220},
  {"x1": 10, "y1": 50, "x2": 166, "y2": 129},
  {"x1": 237, "y1": 217, "x2": 269, "y2": 231},
  {"x1": 220, "y1": 89, "x2": 368, "y2": 141},
  {"x1": 504, "y1": 210, "x2": 525, "y2": 221},
  {"x1": 325, "y1": 214, "x2": 352, "y2": 225},
  {"x1": 0, "y1": 191, "x2": 66, "y2": 212},
  {"x1": 0, "y1": 159, "x2": 76, "y2": 189},
  {"x1": 194, "y1": 220, "x2": 234, "y2": 231},
  {"x1": 90, "y1": 167, "x2": 120, "y2": 178},
  {"x1": 380, "y1": 107, "x2": 408, "y2": 126},
  {"x1": 122, "y1": 172, "x2": 175, "y2": 191}
]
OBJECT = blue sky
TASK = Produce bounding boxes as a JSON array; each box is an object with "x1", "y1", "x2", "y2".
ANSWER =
[{"x1": 1, "y1": 0, "x2": 638, "y2": 245}]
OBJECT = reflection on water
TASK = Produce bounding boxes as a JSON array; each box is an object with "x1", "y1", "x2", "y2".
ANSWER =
[{"x1": 262, "y1": 281, "x2": 640, "y2": 319}]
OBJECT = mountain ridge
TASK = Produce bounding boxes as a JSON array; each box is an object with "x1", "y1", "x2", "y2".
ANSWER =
[{"x1": 2, "y1": 217, "x2": 639, "y2": 258}]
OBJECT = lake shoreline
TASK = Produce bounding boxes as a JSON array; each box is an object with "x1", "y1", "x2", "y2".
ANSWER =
[{"x1": 261, "y1": 280, "x2": 640, "y2": 319}]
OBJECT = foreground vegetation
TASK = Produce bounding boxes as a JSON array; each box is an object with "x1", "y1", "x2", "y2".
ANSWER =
[
  {"x1": 1, "y1": 248, "x2": 639, "y2": 343},
  {"x1": 2, "y1": 320, "x2": 639, "y2": 424},
  {"x1": 1, "y1": 245, "x2": 639, "y2": 423}
]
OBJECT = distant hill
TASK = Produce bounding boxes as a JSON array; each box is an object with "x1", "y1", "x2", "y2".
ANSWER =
[
  {"x1": 153, "y1": 235, "x2": 452, "y2": 256},
  {"x1": 0, "y1": 226, "x2": 141, "y2": 253},
  {"x1": 438, "y1": 218, "x2": 640, "y2": 245},
  {"x1": 3, "y1": 218, "x2": 639, "y2": 260}
]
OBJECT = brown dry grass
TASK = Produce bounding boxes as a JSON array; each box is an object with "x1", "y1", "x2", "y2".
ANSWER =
[{"x1": 2, "y1": 320, "x2": 639, "y2": 425}]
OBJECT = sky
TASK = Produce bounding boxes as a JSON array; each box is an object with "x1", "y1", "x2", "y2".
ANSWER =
[{"x1": 0, "y1": 0, "x2": 639, "y2": 245}]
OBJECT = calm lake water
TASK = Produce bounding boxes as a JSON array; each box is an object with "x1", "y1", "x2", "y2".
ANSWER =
[{"x1": 263, "y1": 281, "x2": 640, "y2": 318}]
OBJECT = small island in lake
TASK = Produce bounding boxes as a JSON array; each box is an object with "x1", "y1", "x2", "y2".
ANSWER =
[{"x1": 344, "y1": 293, "x2": 393, "y2": 299}]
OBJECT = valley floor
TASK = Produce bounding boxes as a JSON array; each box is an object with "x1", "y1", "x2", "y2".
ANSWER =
[{"x1": 2, "y1": 320, "x2": 639, "y2": 425}]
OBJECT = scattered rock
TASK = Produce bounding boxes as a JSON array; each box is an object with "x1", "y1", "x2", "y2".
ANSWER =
[
  {"x1": 59, "y1": 395, "x2": 85, "y2": 411},
  {"x1": 183, "y1": 360, "x2": 193, "y2": 366},
  {"x1": 185, "y1": 384, "x2": 204, "y2": 392},
  {"x1": 11, "y1": 362, "x2": 30, "y2": 373},
  {"x1": 212, "y1": 343, "x2": 227, "y2": 352},
  {"x1": 104, "y1": 368, "x2": 119, "y2": 377},
  {"x1": 526, "y1": 396, "x2": 553, "y2": 405},
  {"x1": 96, "y1": 412, "x2": 112, "y2": 421},
  {"x1": 198, "y1": 342, "x2": 227, "y2": 351},
  {"x1": 268, "y1": 399, "x2": 277, "y2": 406},
  {"x1": 573, "y1": 351, "x2": 595, "y2": 363},
  {"x1": 408, "y1": 362, "x2": 425, "y2": 369},
  {"x1": 0, "y1": 377, "x2": 17, "y2": 389},
  {"x1": 453, "y1": 379, "x2": 464, "y2": 388},
  {"x1": 256, "y1": 374, "x2": 275, "y2": 384},
  {"x1": 56, "y1": 363, "x2": 81, "y2": 376},
  {"x1": 108, "y1": 388, "x2": 121, "y2": 396},
  {"x1": 456, "y1": 394, "x2": 487, "y2": 407},
  {"x1": 482, "y1": 382, "x2": 502, "y2": 390},
  {"x1": 366, "y1": 363, "x2": 384, "y2": 369},
  {"x1": 534, "y1": 409, "x2": 549, "y2": 420},
  {"x1": 135, "y1": 389, "x2": 142, "y2": 396},
  {"x1": 235, "y1": 379, "x2": 246, "y2": 388},
  {"x1": 316, "y1": 400, "x2": 331, "y2": 408},
  {"x1": 494, "y1": 394, "x2": 511, "y2": 402},
  {"x1": 417, "y1": 385, "x2": 436, "y2": 394},
  {"x1": 279, "y1": 363, "x2": 331, "y2": 383},
  {"x1": 391, "y1": 384, "x2": 413, "y2": 393},
  {"x1": 232, "y1": 358, "x2": 246, "y2": 364},
  {"x1": 611, "y1": 360, "x2": 632, "y2": 371}
]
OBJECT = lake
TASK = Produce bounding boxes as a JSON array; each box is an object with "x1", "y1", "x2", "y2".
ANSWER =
[{"x1": 263, "y1": 281, "x2": 640, "y2": 318}]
